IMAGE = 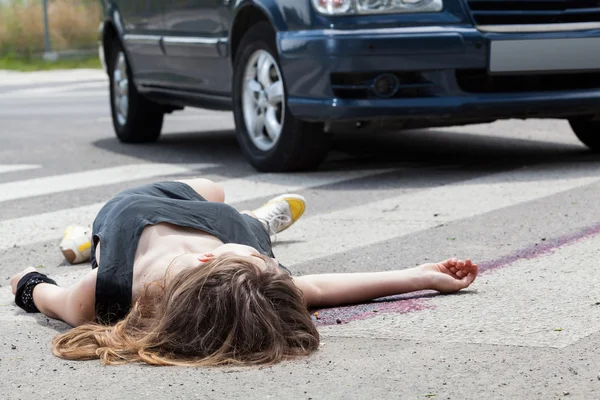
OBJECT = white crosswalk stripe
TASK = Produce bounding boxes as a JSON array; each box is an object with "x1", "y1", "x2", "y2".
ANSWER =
[
  {"x1": 0, "y1": 81, "x2": 107, "y2": 99},
  {"x1": 0, "y1": 69, "x2": 106, "y2": 86},
  {"x1": 0, "y1": 168, "x2": 394, "y2": 251},
  {"x1": 0, "y1": 70, "x2": 107, "y2": 102},
  {"x1": 274, "y1": 169, "x2": 599, "y2": 266},
  {"x1": 6, "y1": 90, "x2": 108, "y2": 100},
  {"x1": 0, "y1": 163, "x2": 216, "y2": 203}
]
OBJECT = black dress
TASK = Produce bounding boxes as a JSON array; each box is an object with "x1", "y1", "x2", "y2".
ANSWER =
[{"x1": 90, "y1": 181, "x2": 280, "y2": 324}]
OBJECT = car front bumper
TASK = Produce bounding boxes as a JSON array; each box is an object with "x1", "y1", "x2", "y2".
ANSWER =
[{"x1": 277, "y1": 26, "x2": 600, "y2": 123}]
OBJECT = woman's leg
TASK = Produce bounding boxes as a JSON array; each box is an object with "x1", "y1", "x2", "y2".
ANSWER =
[
  {"x1": 176, "y1": 178, "x2": 225, "y2": 203},
  {"x1": 60, "y1": 179, "x2": 224, "y2": 264},
  {"x1": 246, "y1": 195, "x2": 307, "y2": 236},
  {"x1": 60, "y1": 225, "x2": 92, "y2": 264}
]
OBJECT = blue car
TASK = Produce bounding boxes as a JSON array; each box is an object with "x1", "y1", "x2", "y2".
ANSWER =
[{"x1": 99, "y1": 0, "x2": 600, "y2": 172}]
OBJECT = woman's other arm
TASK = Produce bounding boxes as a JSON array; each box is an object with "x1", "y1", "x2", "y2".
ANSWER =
[
  {"x1": 11, "y1": 267, "x2": 97, "y2": 326},
  {"x1": 293, "y1": 258, "x2": 478, "y2": 308}
]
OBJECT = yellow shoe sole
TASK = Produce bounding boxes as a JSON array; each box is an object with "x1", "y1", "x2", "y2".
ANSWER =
[{"x1": 267, "y1": 194, "x2": 306, "y2": 222}]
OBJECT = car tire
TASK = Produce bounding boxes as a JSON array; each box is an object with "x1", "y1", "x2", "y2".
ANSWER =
[
  {"x1": 232, "y1": 22, "x2": 331, "y2": 172},
  {"x1": 108, "y1": 39, "x2": 164, "y2": 143},
  {"x1": 569, "y1": 117, "x2": 600, "y2": 151}
]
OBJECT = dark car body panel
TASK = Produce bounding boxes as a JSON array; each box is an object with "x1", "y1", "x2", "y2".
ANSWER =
[
  {"x1": 161, "y1": 1, "x2": 230, "y2": 93},
  {"x1": 99, "y1": 0, "x2": 600, "y2": 128}
]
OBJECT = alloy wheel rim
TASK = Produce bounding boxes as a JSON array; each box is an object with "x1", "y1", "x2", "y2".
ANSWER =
[
  {"x1": 242, "y1": 49, "x2": 285, "y2": 152},
  {"x1": 113, "y1": 52, "x2": 129, "y2": 126}
]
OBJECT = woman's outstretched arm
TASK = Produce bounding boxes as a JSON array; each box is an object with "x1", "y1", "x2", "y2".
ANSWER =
[
  {"x1": 293, "y1": 258, "x2": 478, "y2": 308},
  {"x1": 11, "y1": 267, "x2": 97, "y2": 326}
]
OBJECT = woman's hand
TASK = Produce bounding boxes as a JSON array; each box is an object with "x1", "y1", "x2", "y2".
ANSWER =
[
  {"x1": 419, "y1": 258, "x2": 479, "y2": 294},
  {"x1": 10, "y1": 266, "x2": 38, "y2": 295}
]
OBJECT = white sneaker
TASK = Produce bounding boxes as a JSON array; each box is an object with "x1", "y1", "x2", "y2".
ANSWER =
[
  {"x1": 59, "y1": 225, "x2": 92, "y2": 264},
  {"x1": 252, "y1": 194, "x2": 306, "y2": 235}
]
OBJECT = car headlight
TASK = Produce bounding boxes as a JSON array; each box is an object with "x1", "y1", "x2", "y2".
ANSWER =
[{"x1": 311, "y1": 0, "x2": 443, "y2": 15}]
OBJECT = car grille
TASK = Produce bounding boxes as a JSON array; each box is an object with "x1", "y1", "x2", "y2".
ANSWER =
[
  {"x1": 456, "y1": 69, "x2": 600, "y2": 93},
  {"x1": 465, "y1": 0, "x2": 600, "y2": 26}
]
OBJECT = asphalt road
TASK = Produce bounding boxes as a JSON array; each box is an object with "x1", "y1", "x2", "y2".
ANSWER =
[{"x1": 1, "y1": 69, "x2": 600, "y2": 400}]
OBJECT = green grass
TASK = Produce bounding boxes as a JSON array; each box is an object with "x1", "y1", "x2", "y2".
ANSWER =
[
  {"x1": 0, "y1": 0, "x2": 102, "y2": 64},
  {"x1": 0, "y1": 55, "x2": 102, "y2": 71}
]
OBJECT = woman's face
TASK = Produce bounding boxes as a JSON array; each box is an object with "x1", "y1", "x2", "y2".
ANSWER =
[
  {"x1": 204, "y1": 243, "x2": 260, "y2": 259},
  {"x1": 170, "y1": 244, "x2": 277, "y2": 272},
  {"x1": 199, "y1": 243, "x2": 275, "y2": 271}
]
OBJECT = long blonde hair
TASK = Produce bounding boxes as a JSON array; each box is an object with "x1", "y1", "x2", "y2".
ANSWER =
[{"x1": 52, "y1": 254, "x2": 319, "y2": 366}]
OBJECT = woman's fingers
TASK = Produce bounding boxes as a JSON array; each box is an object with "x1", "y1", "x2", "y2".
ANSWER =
[
  {"x1": 460, "y1": 262, "x2": 479, "y2": 286},
  {"x1": 454, "y1": 259, "x2": 474, "y2": 279}
]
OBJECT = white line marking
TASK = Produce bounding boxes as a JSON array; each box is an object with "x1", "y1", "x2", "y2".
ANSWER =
[
  {"x1": 0, "y1": 164, "x2": 41, "y2": 174},
  {"x1": 220, "y1": 170, "x2": 387, "y2": 204},
  {"x1": 0, "y1": 169, "x2": 393, "y2": 252},
  {"x1": 0, "y1": 90, "x2": 108, "y2": 100},
  {"x1": 274, "y1": 169, "x2": 600, "y2": 266},
  {"x1": 96, "y1": 113, "x2": 233, "y2": 123},
  {"x1": 0, "y1": 163, "x2": 216, "y2": 203},
  {"x1": 0, "y1": 81, "x2": 107, "y2": 98},
  {"x1": 0, "y1": 69, "x2": 106, "y2": 86}
]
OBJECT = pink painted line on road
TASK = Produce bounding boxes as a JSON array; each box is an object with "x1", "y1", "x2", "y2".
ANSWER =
[
  {"x1": 478, "y1": 221, "x2": 600, "y2": 274},
  {"x1": 312, "y1": 293, "x2": 433, "y2": 326},
  {"x1": 314, "y1": 221, "x2": 600, "y2": 327}
]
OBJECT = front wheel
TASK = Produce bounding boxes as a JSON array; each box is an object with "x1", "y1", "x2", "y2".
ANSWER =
[
  {"x1": 232, "y1": 22, "x2": 331, "y2": 172},
  {"x1": 569, "y1": 117, "x2": 600, "y2": 151},
  {"x1": 108, "y1": 39, "x2": 164, "y2": 143}
]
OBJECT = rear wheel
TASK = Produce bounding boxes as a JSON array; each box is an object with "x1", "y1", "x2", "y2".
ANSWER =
[
  {"x1": 569, "y1": 117, "x2": 600, "y2": 151},
  {"x1": 232, "y1": 22, "x2": 331, "y2": 172},
  {"x1": 108, "y1": 39, "x2": 164, "y2": 143}
]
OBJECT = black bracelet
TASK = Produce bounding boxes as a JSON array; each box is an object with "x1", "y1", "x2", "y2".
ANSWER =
[{"x1": 15, "y1": 272, "x2": 58, "y2": 313}]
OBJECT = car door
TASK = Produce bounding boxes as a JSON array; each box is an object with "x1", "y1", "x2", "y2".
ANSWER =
[
  {"x1": 162, "y1": 0, "x2": 232, "y2": 95},
  {"x1": 115, "y1": 0, "x2": 168, "y2": 86}
]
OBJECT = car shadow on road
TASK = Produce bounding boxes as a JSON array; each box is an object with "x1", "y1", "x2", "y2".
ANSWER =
[
  {"x1": 333, "y1": 128, "x2": 592, "y2": 167},
  {"x1": 92, "y1": 127, "x2": 600, "y2": 179},
  {"x1": 93, "y1": 130, "x2": 245, "y2": 168}
]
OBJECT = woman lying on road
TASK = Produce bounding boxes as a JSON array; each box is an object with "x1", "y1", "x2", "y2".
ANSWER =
[{"x1": 11, "y1": 178, "x2": 478, "y2": 366}]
